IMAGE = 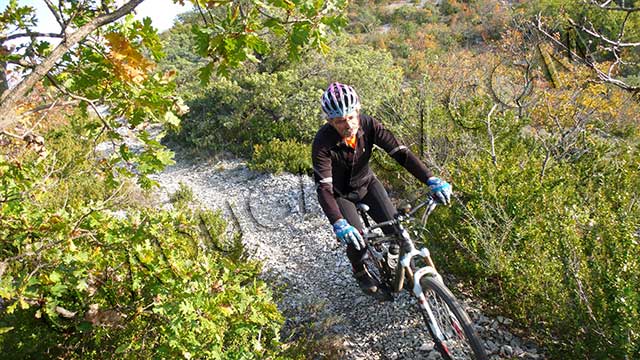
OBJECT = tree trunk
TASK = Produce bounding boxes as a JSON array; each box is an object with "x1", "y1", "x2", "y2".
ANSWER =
[{"x1": 0, "y1": 0, "x2": 145, "y2": 132}]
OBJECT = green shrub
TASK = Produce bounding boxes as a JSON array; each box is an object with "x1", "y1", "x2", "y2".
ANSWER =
[
  {"x1": 167, "y1": 39, "x2": 403, "y2": 156},
  {"x1": 169, "y1": 181, "x2": 195, "y2": 208},
  {"x1": 0, "y1": 125, "x2": 293, "y2": 359},
  {"x1": 420, "y1": 118, "x2": 640, "y2": 359},
  {"x1": 197, "y1": 208, "x2": 244, "y2": 261},
  {"x1": 386, "y1": 5, "x2": 438, "y2": 26},
  {"x1": 249, "y1": 138, "x2": 312, "y2": 175}
]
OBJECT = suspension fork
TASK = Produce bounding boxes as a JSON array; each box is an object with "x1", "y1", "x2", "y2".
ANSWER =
[
  {"x1": 393, "y1": 222, "x2": 436, "y2": 288},
  {"x1": 392, "y1": 238, "x2": 448, "y2": 344}
]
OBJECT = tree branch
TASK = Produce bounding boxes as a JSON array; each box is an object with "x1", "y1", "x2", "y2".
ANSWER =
[
  {"x1": 0, "y1": 32, "x2": 64, "y2": 42},
  {"x1": 586, "y1": 0, "x2": 640, "y2": 12},
  {"x1": 568, "y1": 18, "x2": 640, "y2": 47},
  {"x1": 535, "y1": 15, "x2": 640, "y2": 92},
  {"x1": 7, "y1": 59, "x2": 35, "y2": 68},
  {"x1": 44, "y1": 74, "x2": 112, "y2": 134},
  {"x1": 0, "y1": 0, "x2": 145, "y2": 132},
  {"x1": 43, "y1": 0, "x2": 66, "y2": 30},
  {"x1": 486, "y1": 103, "x2": 499, "y2": 167}
]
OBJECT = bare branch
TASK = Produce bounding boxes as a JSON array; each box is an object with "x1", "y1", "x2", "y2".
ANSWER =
[
  {"x1": 43, "y1": 0, "x2": 65, "y2": 30},
  {"x1": 0, "y1": 32, "x2": 64, "y2": 42},
  {"x1": 617, "y1": 11, "x2": 632, "y2": 44},
  {"x1": 194, "y1": 0, "x2": 211, "y2": 26},
  {"x1": 535, "y1": 15, "x2": 640, "y2": 92},
  {"x1": 568, "y1": 18, "x2": 640, "y2": 47},
  {"x1": 44, "y1": 74, "x2": 112, "y2": 132},
  {"x1": 585, "y1": 0, "x2": 640, "y2": 12},
  {"x1": 540, "y1": 143, "x2": 551, "y2": 183},
  {"x1": 486, "y1": 103, "x2": 499, "y2": 167}
]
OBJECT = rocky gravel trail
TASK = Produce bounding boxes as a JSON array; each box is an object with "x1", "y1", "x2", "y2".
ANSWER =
[{"x1": 151, "y1": 155, "x2": 545, "y2": 360}]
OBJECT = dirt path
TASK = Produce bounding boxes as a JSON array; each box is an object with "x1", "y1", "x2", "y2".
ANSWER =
[{"x1": 151, "y1": 155, "x2": 544, "y2": 360}]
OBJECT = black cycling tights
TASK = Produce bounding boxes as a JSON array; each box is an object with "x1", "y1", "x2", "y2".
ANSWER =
[{"x1": 335, "y1": 178, "x2": 396, "y2": 270}]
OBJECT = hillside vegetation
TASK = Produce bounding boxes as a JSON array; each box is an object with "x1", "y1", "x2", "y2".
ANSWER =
[
  {"x1": 162, "y1": 1, "x2": 640, "y2": 358},
  {"x1": 1, "y1": 0, "x2": 639, "y2": 358}
]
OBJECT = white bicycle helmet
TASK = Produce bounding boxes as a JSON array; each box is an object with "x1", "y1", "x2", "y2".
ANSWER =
[{"x1": 321, "y1": 82, "x2": 360, "y2": 118}]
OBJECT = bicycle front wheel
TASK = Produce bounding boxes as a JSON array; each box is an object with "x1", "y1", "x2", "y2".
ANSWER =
[{"x1": 419, "y1": 277, "x2": 487, "y2": 360}]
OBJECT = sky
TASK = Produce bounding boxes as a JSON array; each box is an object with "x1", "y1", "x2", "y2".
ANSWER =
[{"x1": 1, "y1": 0, "x2": 193, "y2": 33}]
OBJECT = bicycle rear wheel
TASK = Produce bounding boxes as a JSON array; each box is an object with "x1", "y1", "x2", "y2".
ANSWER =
[{"x1": 419, "y1": 277, "x2": 487, "y2": 360}]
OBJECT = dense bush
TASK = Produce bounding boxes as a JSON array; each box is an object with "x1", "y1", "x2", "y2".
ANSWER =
[
  {"x1": 383, "y1": 4, "x2": 439, "y2": 26},
  {"x1": 249, "y1": 139, "x2": 312, "y2": 175},
  {"x1": 0, "y1": 124, "x2": 291, "y2": 359},
  {"x1": 405, "y1": 60, "x2": 640, "y2": 358},
  {"x1": 429, "y1": 124, "x2": 640, "y2": 358},
  {"x1": 168, "y1": 34, "x2": 403, "y2": 155}
]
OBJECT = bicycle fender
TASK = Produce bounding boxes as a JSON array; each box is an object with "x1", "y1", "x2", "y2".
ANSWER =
[
  {"x1": 412, "y1": 266, "x2": 443, "y2": 299},
  {"x1": 399, "y1": 247, "x2": 431, "y2": 268}
]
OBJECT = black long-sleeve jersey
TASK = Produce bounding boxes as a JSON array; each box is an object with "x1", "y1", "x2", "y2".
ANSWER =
[{"x1": 311, "y1": 114, "x2": 434, "y2": 224}]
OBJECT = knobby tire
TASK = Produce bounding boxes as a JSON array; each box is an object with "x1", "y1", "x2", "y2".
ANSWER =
[{"x1": 420, "y1": 277, "x2": 488, "y2": 360}]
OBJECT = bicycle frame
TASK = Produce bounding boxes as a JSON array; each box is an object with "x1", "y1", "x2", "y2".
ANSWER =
[
  {"x1": 360, "y1": 198, "x2": 442, "y2": 287},
  {"x1": 358, "y1": 197, "x2": 488, "y2": 360},
  {"x1": 359, "y1": 198, "x2": 448, "y2": 336}
]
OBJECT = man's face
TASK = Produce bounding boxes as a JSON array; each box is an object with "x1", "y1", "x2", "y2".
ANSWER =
[{"x1": 328, "y1": 109, "x2": 359, "y2": 138}]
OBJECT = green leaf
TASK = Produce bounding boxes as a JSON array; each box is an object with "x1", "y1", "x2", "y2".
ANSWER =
[
  {"x1": 120, "y1": 144, "x2": 132, "y2": 162},
  {"x1": 155, "y1": 149, "x2": 175, "y2": 166},
  {"x1": 290, "y1": 23, "x2": 311, "y2": 46},
  {"x1": 49, "y1": 271, "x2": 62, "y2": 283},
  {"x1": 0, "y1": 327, "x2": 14, "y2": 334},
  {"x1": 76, "y1": 278, "x2": 88, "y2": 292},
  {"x1": 198, "y1": 62, "x2": 215, "y2": 85},
  {"x1": 50, "y1": 283, "x2": 67, "y2": 297},
  {"x1": 115, "y1": 343, "x2": 129, "y2": 354},
  {"x1": 246, "y1": 35, "x2": 270, "y2": 55},
  {"x1": 264, "y1": 18, "x2": 286, "y2": 36},
  {"x1": 77, "y1": 321, "x2": 92, "y2": 333}
]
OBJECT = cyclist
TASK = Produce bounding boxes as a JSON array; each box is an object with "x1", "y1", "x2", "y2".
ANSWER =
[{"x1": 312, "y1": 82, "x2": 452, "y2": 295}]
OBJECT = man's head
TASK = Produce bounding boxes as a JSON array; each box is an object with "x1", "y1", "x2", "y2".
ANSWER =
[
  {"x1": 321, "y1": 82, "x2": 361, "y2": 137},
  {"x1": 328, "y1": 110, "x2": 359, "y2": 138}
]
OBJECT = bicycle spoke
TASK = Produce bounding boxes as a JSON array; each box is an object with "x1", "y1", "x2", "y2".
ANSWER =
[{"x1": 425, "y1": 288, "x2": 477, "y2": 359}]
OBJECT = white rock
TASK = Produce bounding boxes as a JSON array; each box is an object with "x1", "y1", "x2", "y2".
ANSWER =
[
  {"x1": 419, "y1": 342, "x2": 435, "y2": 351},
  {"x1": 500, "y1": 344, "x2": 514, "y2": 357}
]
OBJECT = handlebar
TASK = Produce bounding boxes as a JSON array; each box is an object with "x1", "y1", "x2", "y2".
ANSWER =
[
  {"x1": 404, "y1": 195, "x2": 437, "y2": 219},
  {"x1": 363, "y1": 196, "x2": 437, "y2": 233}
]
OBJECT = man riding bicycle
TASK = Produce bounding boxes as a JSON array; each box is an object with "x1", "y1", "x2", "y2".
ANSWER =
[{"x1": 312, "y1": 82, "x2": 453, "y2": 295}]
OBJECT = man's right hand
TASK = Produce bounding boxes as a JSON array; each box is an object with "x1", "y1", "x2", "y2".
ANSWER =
[{"x1": 333, "y1": 219, "x2": 366, "y2": 251}]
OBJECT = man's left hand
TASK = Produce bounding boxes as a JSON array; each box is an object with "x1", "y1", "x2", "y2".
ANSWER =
[{"x1": 427, "y1": 177, "x2": 452, "y2": 206}]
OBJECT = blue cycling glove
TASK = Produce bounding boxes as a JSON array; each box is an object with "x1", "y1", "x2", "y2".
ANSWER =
[
  {"x1": 427, "y1": 177, "x2": 452, "y2": 205},
  {"x1": 333, "y1": 219, "x2": 366, "y2": 251}
]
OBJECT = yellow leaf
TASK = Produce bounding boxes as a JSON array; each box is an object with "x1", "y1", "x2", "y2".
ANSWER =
[
  {"x1": 219, "y1": 305, "x2": 233, "y2": 316},
  {"x1": 105, "y1": 33, "x2": 155, "y2": 84}
]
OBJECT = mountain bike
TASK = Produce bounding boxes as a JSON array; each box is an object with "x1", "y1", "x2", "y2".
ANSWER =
[{"x1": 357, "y1": 196, "x2": 488, "y2": 360}]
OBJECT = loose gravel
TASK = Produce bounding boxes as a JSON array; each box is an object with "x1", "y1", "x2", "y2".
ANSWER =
[{"x1": 150, "y1": 154, "x2": 545, "y2": 360}]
